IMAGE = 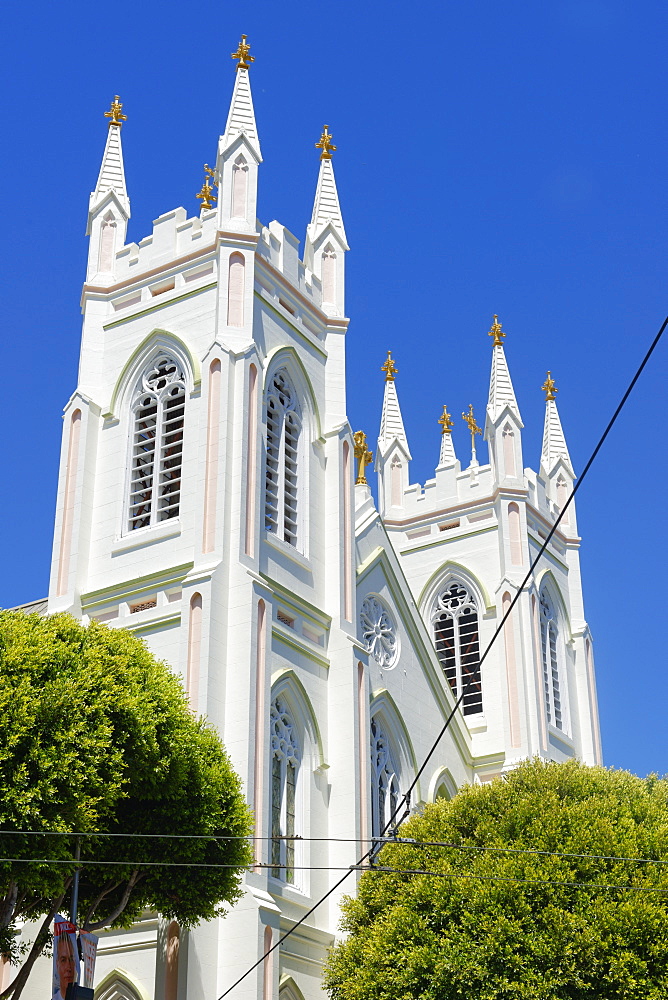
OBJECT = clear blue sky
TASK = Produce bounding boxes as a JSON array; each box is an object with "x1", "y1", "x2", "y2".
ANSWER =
[{"x1": 1, "y1": 0, "x2": 666, "y2": 776}]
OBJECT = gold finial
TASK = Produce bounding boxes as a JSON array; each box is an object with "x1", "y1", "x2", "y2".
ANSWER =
[
  {"x1": 353, "y1": 431, "x2": 373, "y2": 486},
  {"x1": 438, "y1": 405, "x2": 454, "y2": 435},
  {"x1": 231, "y1": 34, "x2": 254, "y2": 70},
  {"x1": 542, "y1": 371, "x2": 558, "y2": 401},
  {"x1": 315, "y1": 125, "x2": 337, "y2": 160},
  {"x1": 488, "y1": 314, "x2": 505, "y2": 347},
  {"x1": 196, "y1": 164, "x2": 217, "y2": 212},
  {"x1": 462, "y1": 404, "x2": 482, "y2": 437},
  {"x1": 381, "y1": 351, "x2": 398, "y2": 382},
  {"x1": 104, "y1": 95, "x2": 127, "y2": 128}
]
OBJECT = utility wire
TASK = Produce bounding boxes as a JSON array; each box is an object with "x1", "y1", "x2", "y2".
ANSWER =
[
  {"x1": 1, "y1": 858, "x2": 667, "y2": 891},
  {"x1": 216, "y1": 313, "x2": 668, "y2": 998},
  {"x1": 2, "y1": 840, "x2": 668, "y2": 867}
]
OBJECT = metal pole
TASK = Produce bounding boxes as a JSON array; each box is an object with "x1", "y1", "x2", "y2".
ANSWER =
[{"x1": 70, "y1": 837, "x2": 81, "y2": 927}]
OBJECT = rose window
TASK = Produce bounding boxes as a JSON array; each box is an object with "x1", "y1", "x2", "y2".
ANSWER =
[{"x1": 360, "y1": 596, "x2": 398, "y2": 668}]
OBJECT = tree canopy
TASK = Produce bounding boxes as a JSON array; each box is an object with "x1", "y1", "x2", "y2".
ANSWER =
[
  {"x1": 0, "y1": 610, "x2": 251, "y2": 999},
  {"x1": 324, "y1": 759, "x2": 668, "y2": 1000}
]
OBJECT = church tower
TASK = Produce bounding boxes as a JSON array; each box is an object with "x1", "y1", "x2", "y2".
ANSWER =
[{"x1": 43, "y1": 40, "x2": 601, "y2": 1000}]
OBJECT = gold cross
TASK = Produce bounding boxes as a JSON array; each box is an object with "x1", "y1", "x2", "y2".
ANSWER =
[
  {"x1": 353, "y1": 430, "x2": 373, "y2": 486},
  {"x1": 104, "y1": 96, "x2": 127, "y2": 128},
  {"x1": 231, "y1": 34, "x2": 254, "y2": 70},
  {"x1": 196, "y1": 164, "x2": 217, "y2": 212},
  {"x1": 315, "y1": 125, "x2": 337, "y2": 160},
  {"x1": 462, "y1": 404, "x2": 482, "y2": 437},
  {"x1": 488, "y1": 314, "x2": 505, "y2": 346},
  {"x1": 381, "y1": 351, "x2": 398, "y2": 382},
  {"x1": 438, "y1": 405, "x2": 454, "y2": 434},
  {"x1": 541, "y1": 371, "x2": 557, "y2": 401}
]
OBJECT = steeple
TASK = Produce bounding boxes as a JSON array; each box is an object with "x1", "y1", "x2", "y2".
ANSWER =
[
  {"x1": 86, "y1": 96, "x2": 131, "y2": 284},
  {"x1": 539, "y1": 373, "x2": 576, "y2": 533},
  {"x1": 376, "y1": 353, "x2": 411, "y2": 516},
  {"x1": 486, "y1": 316, "x2": 521, "y2": 423},
  {"x1": 483, "y1": 316, "x2": 524, "y2": 484},
  {"x1": 216, "y1": 35, "x2": 262, "y2": 232},
  {"x1": 304, "y1": 126, "x2": 348, "y2": 316},
  {"x1": 540, "y1": 373, "x2": 574, "y2": 477},
  {"x1": 437, "y1": 405, "x2": 457, "y2": 468}
]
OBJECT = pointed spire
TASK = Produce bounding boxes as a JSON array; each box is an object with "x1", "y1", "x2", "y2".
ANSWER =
[
  {"x1": 541, "y1": 373, "x2": 574, "y2": 476},
  {"x1": 378, "y1": 352, "x2": 411, "y2": 457},
  {"x1": 486, "y1": 315, "x2": 522, "y2": 424},
  {"x1": 437, "y1": 405, "x2": 457, "y2": 467},
  {"x1": 87, "y1": 96, "x2": 130, "y2": 232},
  {"x1": 306, "y1": 127, "x2": 348, "y2": 248},
  {"x1": 222, "y1": 36, "x2": 261, "y2": 160}
]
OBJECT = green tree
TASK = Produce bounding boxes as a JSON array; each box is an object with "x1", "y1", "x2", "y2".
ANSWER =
[
  {"x1": 324, "y1": 759, "x2": 668, "y2": 1000},
  {"x1": 0, "y1": 611, "x2": 252, "y2": 1000}
]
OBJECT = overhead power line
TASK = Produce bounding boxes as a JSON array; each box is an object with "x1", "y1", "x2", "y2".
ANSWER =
[{"x1": 216, "y1": 312, "x2": 668, "y2": 998}]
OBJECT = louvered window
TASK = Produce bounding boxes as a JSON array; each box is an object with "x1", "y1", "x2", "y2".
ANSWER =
[
  {"x1": 540, "y1": 590, "x2": 563, "y2": 730},
  {"x1": 432, "y1": 582, "x2": 483, "y2": 715},
  {"x1": 270, "y1": 697, "x2": 300, "y2": 883},
  {"x1": 128, "y1": 356, "x2": 186, "y2": 531},
  {"x1": 264, "y1": 371, "x2": 301, "y2": 547},
  {"x1": 370, "y1": 716, "x2": 400, "y2": 838}
]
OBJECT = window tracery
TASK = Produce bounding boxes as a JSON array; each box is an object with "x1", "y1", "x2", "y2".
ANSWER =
[
  {"x1": 359, "y1": 596, "x2": 398, "y2": 668},
  {"x1": 270, "y1": 697, "x2": 300, "y2": 882},
  {"x1": 265, "y1": 370, "x2": 301, "y2": 547},
  {"x1": 540, "y1": 589, "x2": 563, "y2": 730},
  {"x1": 128, "y1": 356, "x2": 186, "y2": 531},
  {"x1": 370, "y1": 716, "x2": 400, "y2": 837},
  {"x1": 432, "y1": 581, "x2": 483, "y2": 715}
]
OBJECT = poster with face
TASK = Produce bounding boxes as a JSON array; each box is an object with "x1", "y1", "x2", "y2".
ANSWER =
[{"x1": 52, "y1": 916, "x2": 80, "y2": 1000}]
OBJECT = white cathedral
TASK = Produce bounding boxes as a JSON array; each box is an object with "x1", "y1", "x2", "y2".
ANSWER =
[{"x1": 18, "y1": 36, "x2": 601, "y2": 1000}]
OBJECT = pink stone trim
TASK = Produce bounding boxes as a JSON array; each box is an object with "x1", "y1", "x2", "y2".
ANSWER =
[
  {"x1": 164, "y1": 921, "x2": 180, "y2": 1000},
  {"x1": 202, "y1": 360, "x2": 221, "y2": 553},
  {"x1": 262, "y1": 924, "x2": 273, "y2": 1000},
  {"x1": 56, "y1": 409, "x2": 82, "y2": 597},
  {"x1": 245, "y1": 364, "x2": 258, "y2": 558},
  {"x1": 227, "y1": 252, "x2": 245, "y2": 327},
  {"x1": 531, "y1": 594, "x2": 548, "y2": 751},
  {"x1": 253, "y1": 600, "x2": 266, "y2": 856},
  {"x1": 187, "y1": 593, "x2": 203, "y2": 711},
  {"x1": 343, "y1": 442, "x2": 353, "y2": 622},
  {"x1": 357, "y1": 662, "x2": 369, "y2": 853},
  {"x1": 502, "y1": 592, "x2": 521, "y2": 748},
  {"x1": 508, "y1": 502, "x2": 523, "y2": 566}
]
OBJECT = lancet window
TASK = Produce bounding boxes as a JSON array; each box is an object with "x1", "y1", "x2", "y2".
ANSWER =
[
  {"x1": 370, "y1": 716, "x2": 400, "y2": 838},
  {"x1": 540, "y1": 589, "x2": 563, "y2": 730},
  {"x1": 270, "y1": 697, "x2": 300, "y2": 882},
  {"x1": 265, "y1": 370, "x2": 301, "y2": 547},
  {"x1": 128, "y1": 356, "x2": 186, "y2": 531},
  {"x1": 432, "y1": 581, "x2": 483, "y2": 715}
]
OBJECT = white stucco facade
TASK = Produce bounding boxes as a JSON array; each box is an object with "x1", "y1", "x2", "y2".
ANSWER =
[{"x1": 18, "y1": 48, "x2": 601, "y2": 1000}]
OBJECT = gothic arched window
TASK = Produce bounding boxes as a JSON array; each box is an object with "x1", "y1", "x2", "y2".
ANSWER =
[
  {"x1": 540, "y1": 589, "x2": 564, "y2": 730},
  {"x1": 370, "y1": 716, "x2": 400, "y2": 837},
  {"x1": 432, "y1": 581, "x2": 482, "y2": 715},
  {"x1": 270, "y1": 697, "x2": 300, "y2": 882},
  {"x1": 265, "y1": 370, "x2": 301, "y2": 547},
  {"x1": 128, "y1": 356, "x2": 186, "y2": 531}
]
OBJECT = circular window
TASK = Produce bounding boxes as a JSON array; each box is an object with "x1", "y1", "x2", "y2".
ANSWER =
[{"x1": 360, "y1": 596, "x2": 399, "y2": 669}]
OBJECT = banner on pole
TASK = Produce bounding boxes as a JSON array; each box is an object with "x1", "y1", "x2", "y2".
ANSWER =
[
  {"x1": 52, "y1": 916, "x2": 79, "y2": 1000},
  {"x1": 78, "y1": 932, "x2": 99, "y2": 989}
]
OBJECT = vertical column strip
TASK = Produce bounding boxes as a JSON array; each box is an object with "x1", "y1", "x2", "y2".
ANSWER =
[
  {"x1": 245, "y1": 364, "x2": 258, "y2": 557},
  {"x1": 202, "y1": 360, "x2": 221, "y2": 553},
  {"x1": 56, "y1": 409, "x2": 82, "y2": 596},
  {"x1": 531, "y1": 594, "x2": 548, "y2": 751},
  {"x1": 253, "y1": 600, "x2": 266, "y2": 859},
  {"x1": 262, "y1": 925, "x2": 274, "y2": 1000},
  {"x1": 164, "y1": 921, "x2": 180, "y2": 1000},
  {"x1": 357, "y1": 662, "x2": 369, "y2": 854},
  {"x1": 502, "y1": 592, "x2": 521, "y2": 749},
  {"x1": 342, "y1": 442, "x2": 353, "y2": 622},
  {"x1": 187, "y1": 593, "x2": 203, "y2": 712},
  {"x1": 585, "y1": 639, "x2": 603, "y2": 764}
]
